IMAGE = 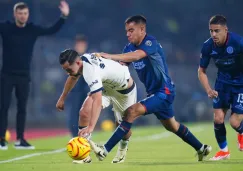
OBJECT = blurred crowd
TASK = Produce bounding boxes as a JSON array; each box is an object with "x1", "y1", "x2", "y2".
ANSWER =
[{"x1": 0, "y1": 0, "x2": 242, "y2": 128}]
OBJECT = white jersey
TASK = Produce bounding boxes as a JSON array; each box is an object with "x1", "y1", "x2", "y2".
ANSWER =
[{"x1": 82, "y1": 53, "x2": 131, "y2": 94}]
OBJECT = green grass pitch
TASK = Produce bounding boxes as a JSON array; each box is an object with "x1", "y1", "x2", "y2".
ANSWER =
[{"x1": 0, "y1": 122, "x2": 242, "y2": 171}]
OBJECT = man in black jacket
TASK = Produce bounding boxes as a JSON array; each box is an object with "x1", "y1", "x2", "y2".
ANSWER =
[{"x1": 0, "y1": 1, "x2": 69, "y2": 150}]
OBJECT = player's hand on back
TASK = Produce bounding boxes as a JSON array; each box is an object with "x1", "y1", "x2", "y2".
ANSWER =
[
  {"x1": 206, "y1": 89, "x2": 218, "y2": 98},
  {"x1": 100, "y1": 52, "x2": 110, "y2": 59},
  {"x1": 56, "y1": 97, "x2": 65, "y2": 111},
  {"x1": 59, "y1": 1, "x2": 70, "y2": 17}
]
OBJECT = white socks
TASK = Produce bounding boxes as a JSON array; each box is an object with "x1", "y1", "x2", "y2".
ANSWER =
[{"x1": 119, "y1": 139, "x2": 129, "y2": 150}]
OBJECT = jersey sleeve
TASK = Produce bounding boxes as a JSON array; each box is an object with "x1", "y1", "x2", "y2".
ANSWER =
[
  {"x1": 82, "y1": 56, "x2": 104, "y2": 94},
  {"x1": 139, "y1": 38, "x2": 157, "y2": 55},
  {"x1": 199, "y1": 44, "x2": 211, "y2": 68}
]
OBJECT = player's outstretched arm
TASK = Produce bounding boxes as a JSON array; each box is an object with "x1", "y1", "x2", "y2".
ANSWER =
[
  {"x1": 100, "y1": 50, "x2": 147, "y2": 62},
  {"x1": 79, "y1": 91, "x2": 102, "y2": 137},
  {"x1": 198, "y1": 67, "x2": 218, "y2": 98}
]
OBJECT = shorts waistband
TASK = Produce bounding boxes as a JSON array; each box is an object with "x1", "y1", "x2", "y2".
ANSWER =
[{"x1": 117, "y1": 81, "x2": 135, "y2": 94}]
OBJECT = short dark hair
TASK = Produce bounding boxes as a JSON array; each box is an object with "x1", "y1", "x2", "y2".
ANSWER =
[
  {"x1": 13, "y1": 2, "x2": 28, "y2": 12},
  {"x1": 75, "y1": 34, "x2": 87, "y2": 42},
  {"x1": 209, "y1": 15, "x2": 227, "y2": 26},
  {"x1": 125, "y1": 15, "x2": 146, "y2": 25},
  {"x1": 59, "y1": 49, "x2": 79, "y2": 65}
]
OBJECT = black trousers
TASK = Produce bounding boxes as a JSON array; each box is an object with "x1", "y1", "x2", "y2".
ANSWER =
[{"x1": 0, "y1": 74, "x2": 30, "y2": 140}]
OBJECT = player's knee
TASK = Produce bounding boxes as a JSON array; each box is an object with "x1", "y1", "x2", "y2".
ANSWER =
[
  {"x1": 163, "y1": 121, "x2": 179, "y2": 133},
  {"x1": 214, "y1": 113, "x2": 224, "y2": 124},
  {"x1": 229, "y1": 115, "x2": 241, "y2": 129}
]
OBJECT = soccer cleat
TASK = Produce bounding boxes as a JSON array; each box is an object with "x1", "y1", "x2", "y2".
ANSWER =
[
  {"x1": 112, "y1": 147, "x2": 128, "y2": 163},
  {"x1": 197, "y1": 145, "x2": 212, "y2": 161},
  {"x1": 0, "y1": 138, "x2": 8, "y2": 150},
  {"x1": 209, "y1": 150, "x2": 230, "y2": 161},
  {"x1": 73, "y1": 155, "x2": 92, "y2": 164},
  {"x1": 237, "y1": 133, "x2": 243, "y2": 151},
  {"x1": 89, "y1": 140, "x2": 107, "y2": 161},
  {"x1": 14, "y1": 139, "x2": 35, "y2": 150}
]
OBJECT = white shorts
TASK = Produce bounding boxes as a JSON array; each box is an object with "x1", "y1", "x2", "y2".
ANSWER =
[{"x1": 102, "y1": 83, "x2": 137, "y2": 123}]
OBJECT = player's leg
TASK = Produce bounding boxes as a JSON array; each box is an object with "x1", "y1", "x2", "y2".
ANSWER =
[
  {"x1": 0, "y1": 75, "x2": 14, "y2": 150},
  {"x1": 89, "y1": 102, "x2": 145, "y2": 161},
  {"x1": 111, "y1": 113, "x2": 131, "y2": 163},
  {"x1": 230, "y1": 91, "x2": 243, "y2": 151},
  {"x1": 110, "y1": 84, "x2": 136, "y2": 163},
  {"x1": 210, "y1": 84, "x2": 231, "y2": 160},
  {"x1": 209, "y1": 109, "x2": 230, "y2": 160},
  {"x1": 147, "y1": 92, "x2": 211, "y2": 161},
  {"x1": 229, "y1": 113, "x2": 243, "y2": 150},
  {"x1": 160, "y1": 117, "x2": 212, "y2": 161},
  {"x1": 14, "y1": 77, "x2": 34, "y2": 149}
]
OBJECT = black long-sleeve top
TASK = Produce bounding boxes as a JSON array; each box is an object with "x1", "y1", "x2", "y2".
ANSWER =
[{"x1": 0, "y1": 17, "x2": 66, "y2": 77}]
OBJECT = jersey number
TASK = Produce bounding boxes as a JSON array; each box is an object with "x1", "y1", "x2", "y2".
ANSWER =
[
  {"x1": 91, "y1": 54, "x2": 105, "y2": 69},
  {"x1": 237, "y1": 93, "x2": 243, "y2": 104}
]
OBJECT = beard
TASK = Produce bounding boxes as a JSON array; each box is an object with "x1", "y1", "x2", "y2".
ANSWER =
[{"x1": 16, "y1": 19, "x2": 27, "y2": 26}]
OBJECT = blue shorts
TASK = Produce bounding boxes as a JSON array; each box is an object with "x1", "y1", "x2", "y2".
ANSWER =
[
  {"x1": 139, "y1": 92, "x2": 174, "y2": 120},
  {"x1": 214, "y1": 80, "x2": 243, "y2": 114}
]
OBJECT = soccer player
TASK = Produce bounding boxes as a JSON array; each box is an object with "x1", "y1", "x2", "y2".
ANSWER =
[
  {"x1": 0, "y1": 1, "x2": 69, "y2": 150},
  {"x1": 56, "y1": 50, "x2": 137, "y2": 163},
  {"x1": 81, "y1": 15, "x2": 212, "y2": 162},
  {"x1": 198, "y1": 15, "x2": 243, "y2": 160}
]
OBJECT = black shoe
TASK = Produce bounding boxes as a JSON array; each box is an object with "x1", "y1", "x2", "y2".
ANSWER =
[
  {"x1": 0, "y1": 138, "x2": 8, "y2": 150},
  {"x1": 14, "y1": 139, "x2": 35, "y2": 150}
]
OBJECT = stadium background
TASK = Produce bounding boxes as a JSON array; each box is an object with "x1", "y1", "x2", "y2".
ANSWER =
[{"x1": 0, "y1": 0, "x2": 242, "y2": 130}]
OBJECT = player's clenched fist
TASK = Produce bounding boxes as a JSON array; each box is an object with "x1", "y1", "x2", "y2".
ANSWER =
[
  {"x1": 206, "y1": 89, "x2": 218, "y2": 98},
  {"x1": 56, "y1": 97, "x2": 65, "y2": 111}
]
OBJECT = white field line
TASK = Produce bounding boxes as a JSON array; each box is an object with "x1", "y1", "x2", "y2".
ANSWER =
[{"x1": 0, "y1": 126, "x2": 204, "y2": 164}]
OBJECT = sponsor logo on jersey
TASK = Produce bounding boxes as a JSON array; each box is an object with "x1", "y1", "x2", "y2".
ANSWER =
[
  {"x1": 235, "y1": 104, "x2": 243, "y2": 111},
  {"x1": 132, "y1": 61, "x2": 145, "y2": 70},
  {"x1": 89, "y1": 80, "x2": 98, "y2": 88}
]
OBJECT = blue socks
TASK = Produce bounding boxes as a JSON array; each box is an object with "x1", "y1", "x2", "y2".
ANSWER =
[
  {"x1": 175, "y1": 124, "x2": 203, "y2": 151},
  {"x1": 214, "y1": 122, "x2": 227, "y2": 149},
  {"x1": 104, "y1": 121, "x2": 132, "y2": 152}
]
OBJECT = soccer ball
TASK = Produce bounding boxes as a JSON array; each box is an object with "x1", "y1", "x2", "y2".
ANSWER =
[{"x1": 66, "y1": 137, "x2": 91, "y2": 160}]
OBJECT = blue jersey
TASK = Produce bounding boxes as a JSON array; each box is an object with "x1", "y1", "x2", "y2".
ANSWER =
[
  {"x1": 200, "y1": 32, "x2": 243, "y2": 86},
  {"x1": 123, "y1": 35, "x2": 174, "y2": 95}
]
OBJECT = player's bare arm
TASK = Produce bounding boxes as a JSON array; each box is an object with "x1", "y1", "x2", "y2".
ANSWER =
[
  {"x1": 79, "y1": 91, "x2": 102, "y2": 136},
  {"x1": 198, "y1": 67, "x2": 218, "y2": 98},
  {"x1": 56, "y1": 75, "x2": 80, "y2": 111},
  {"x1": 100, "y1": 50, "x2": 146, "y2": 62}
]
